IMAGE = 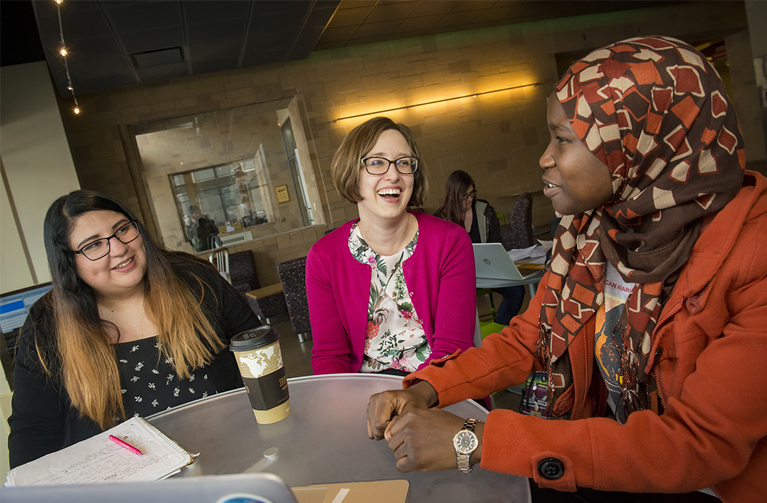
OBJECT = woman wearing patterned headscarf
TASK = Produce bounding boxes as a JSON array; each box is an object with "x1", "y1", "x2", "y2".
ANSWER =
[{"x1": 366, "y1": 36, "x2": 767, "y2": 502}]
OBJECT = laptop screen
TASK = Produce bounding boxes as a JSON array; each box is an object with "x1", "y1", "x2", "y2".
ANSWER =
[
  {"x1": 0, "y1": 473, "x2": 300, "y2": 503},
  {"x1": 1, "y1": 283, "x2": 52, "y2": 334}
]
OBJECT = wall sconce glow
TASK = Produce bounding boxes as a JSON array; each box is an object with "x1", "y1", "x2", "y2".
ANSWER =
[
  {"x1": 330, "y1": 82, "x2": 541, "y2": 123},
  {"x1": 74, "y1": 107, "x2": 80, "y2": 114},
  {"x1": 59, "y1": 48, "x2": 67, "y2": 56}
]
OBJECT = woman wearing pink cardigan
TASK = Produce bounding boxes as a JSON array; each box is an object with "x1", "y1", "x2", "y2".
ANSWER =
[{"x1": 307, "y1": 117, "x2": 476, "y2": 376}]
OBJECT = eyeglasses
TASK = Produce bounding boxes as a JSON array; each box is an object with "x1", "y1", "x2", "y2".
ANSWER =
[
  {"x1": 463, "y1": 189, "x2": 478, "y2": 200},
  {"x1": 360, "y1": 156, "x2": 419, "y2": 175},
  {"x1": 73, "y1": 221, "x2": 140, "y2": 261}
]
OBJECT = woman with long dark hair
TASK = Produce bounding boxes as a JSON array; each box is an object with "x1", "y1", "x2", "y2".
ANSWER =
[
  {"x1": 9, "y1": 190, "x2": 259, "y2": 468},
  {"x1": 436, "y1": 170, "x2": 498, "y2": 243},
  {"x1": 367, "y1": 36, "x2": 767, "y2": 501},
  {"x1": 435, "y1": 169, "x2": 525, "y2": 324}
]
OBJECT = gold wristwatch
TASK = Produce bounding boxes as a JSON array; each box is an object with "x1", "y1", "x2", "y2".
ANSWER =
[{"x1": 452, "y1": 418, "x2": 479, "y2": 473}]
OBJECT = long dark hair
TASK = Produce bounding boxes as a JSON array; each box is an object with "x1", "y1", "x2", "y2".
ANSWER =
[
  {"x1": 438, "y1": 170, "x2": 475, "y2": 227},
  {"x1": 40, "y1": 190, "x2": 223, "y2": 428},
  {"x1": 44, "y1": 190, "x2": 149, "y2": 303}
]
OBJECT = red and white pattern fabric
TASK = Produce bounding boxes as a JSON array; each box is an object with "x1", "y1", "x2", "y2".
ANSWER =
[{"x1": 538, "y1": 36, "x2": 745, "y2": 421}]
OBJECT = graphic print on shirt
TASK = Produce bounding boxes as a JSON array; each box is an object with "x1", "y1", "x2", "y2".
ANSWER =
[
  {"x1": 116, "y1": 337, "x2": 218, "y2": 420},
  {"x1": 594, "y1": 263, "x2": 635, "y2": 415},
  {"x1": 348, "y1": 222, "x2": 430, "y2": 372}
]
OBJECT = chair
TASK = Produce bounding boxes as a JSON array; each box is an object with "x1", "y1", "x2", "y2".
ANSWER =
[
  {"x1": 246, "y1": 284, "x2": 289, "y2": 324},
  {"x1": 500, "y1": 192, "x2": 534, "y2": 250},
  {"x1": 277, "y1": 257, "x2": 312, "y2": 343},
  {"x1": 477, "y1": 289, "x2": 497, "y2": 322},
  {"x1": 207, "y1": 247, "x2": 231, "y2": 284},
  {"x1": 481, "y1": 193, "x2": 534, "y2": 325},
  {"x1": 229, "y1": 250, "x2": 260, "y2": 298}
]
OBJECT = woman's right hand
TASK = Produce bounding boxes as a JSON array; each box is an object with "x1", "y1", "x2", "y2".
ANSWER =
[{"x1": 366, "y1": 381, "x2": 438, "y2": 440}]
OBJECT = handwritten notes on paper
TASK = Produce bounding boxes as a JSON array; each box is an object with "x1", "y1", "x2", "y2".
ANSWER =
[{"x1": 6, "y1": 417, "x2": 193, "y2": 486}]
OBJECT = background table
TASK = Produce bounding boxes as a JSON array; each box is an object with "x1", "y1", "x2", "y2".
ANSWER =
[
  {"x1": 477, "y1": 270, "x2": 544, "y2": 295},
  {"x1": 148, "y1": 374, "x2": 531, "y2": 503},
  {"x1": 474, "y1": 270, "x2": 544, "y2": 347},
  {"x1": 246, "y1": 284, "x2": 289, "y2": 323}
]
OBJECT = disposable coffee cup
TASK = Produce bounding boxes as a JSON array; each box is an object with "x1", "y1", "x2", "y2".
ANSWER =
[{"x1": 230, "y1": 325, "x2": 290, "y2": 424}]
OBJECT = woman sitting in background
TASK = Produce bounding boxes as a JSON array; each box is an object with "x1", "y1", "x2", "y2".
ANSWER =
[
  {"x1": 434, "y1": 170, "x2": 525, "y2": 325},
  {"x1": 9, "y1": 190, "x2": 259, "y2": 468},
  {"x1": 307, "y1": 117, "x2": 476, "y2": 375}
]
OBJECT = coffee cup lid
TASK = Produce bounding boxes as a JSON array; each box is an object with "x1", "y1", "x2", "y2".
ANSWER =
[{"x1": 229, "y1": 325, "x2": 279, "y2": 351}]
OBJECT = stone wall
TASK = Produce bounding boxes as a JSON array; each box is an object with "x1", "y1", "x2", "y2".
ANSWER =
[{"x1": 58, "y1": 2, "x2": 751, "y2": 286}]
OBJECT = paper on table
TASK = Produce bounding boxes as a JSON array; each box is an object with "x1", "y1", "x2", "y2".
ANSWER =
[
  {"x1": 5, "y1": 417, "x2": 194, "y2": 486},
  {"x1": 508, "y1": 245, "x2": 548, "y2": 261},
  {"x1": 507, "y1": 245, "x2": 537, "y2": 261},
  {"x1": 537, "y1": 239, "x2": 553, "y2": 252},
  {"x1": 293, "y1": 480, "x2": 410, "y2": 503}
]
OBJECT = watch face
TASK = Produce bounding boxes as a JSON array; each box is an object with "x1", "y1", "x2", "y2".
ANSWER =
[{"x1": 453, "y1": 431, "x2": 478, "y2": 454}]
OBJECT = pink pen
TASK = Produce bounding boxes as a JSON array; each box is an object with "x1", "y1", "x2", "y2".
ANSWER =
[{"x1": 109, "y1": 435, "x2": 143, "y2": 455}]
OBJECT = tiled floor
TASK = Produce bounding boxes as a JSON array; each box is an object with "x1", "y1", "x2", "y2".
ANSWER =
[
  {"x1": 271, "y1": 316, "x2": 314, "y2": 379},
  {"x1": 274, "y1": 288, "x2": 529, "y2": 412}
]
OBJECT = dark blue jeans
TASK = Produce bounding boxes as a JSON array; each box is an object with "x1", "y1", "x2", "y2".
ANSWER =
[{"x1": 494, "y1": 285, "x2": 526, "y2": 325}]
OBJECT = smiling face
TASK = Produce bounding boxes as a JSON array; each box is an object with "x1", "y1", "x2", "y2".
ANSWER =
[
  {"x1": 357, "y1": 129, "x2": 415, "y2": 224},
  {"x1": 539, "y1": 93, "x2": 614, "y2": 215},
  {"x1": 69, "y1": 210, "x2": 147, "y2": 300}
]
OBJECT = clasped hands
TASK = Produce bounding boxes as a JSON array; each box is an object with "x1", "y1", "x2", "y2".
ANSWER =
[{"x1": 366, "y1": 381, "x2": 483, "y2": 472}]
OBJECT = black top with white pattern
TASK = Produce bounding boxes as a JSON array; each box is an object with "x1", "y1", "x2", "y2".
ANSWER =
[
  {"x1": 9, "y1": 254, "x2": 260, "y2": 469},
  {"x1": 116, "y1": 337, "x2": 219, "y2": 418}
]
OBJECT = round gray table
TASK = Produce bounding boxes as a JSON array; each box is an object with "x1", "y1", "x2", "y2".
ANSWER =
[{"x1": 147, "y1": 374, "x2": 531, "y2": 503}]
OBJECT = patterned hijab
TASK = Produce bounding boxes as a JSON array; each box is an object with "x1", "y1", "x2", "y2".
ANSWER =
[{"x1": 538, "y1": 36, "x2": 745, "y2": 421}]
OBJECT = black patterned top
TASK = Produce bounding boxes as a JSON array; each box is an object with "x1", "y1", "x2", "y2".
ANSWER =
[
  {"x1": 116, "y1": 337, "x2": 219, "y2": 418},
  {"x1": 10, "y1": 254, "x2": 260, "y2": 469}
]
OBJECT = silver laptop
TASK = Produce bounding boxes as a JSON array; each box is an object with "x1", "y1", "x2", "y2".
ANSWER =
[
  {"x1": 473, "y1": 243, "x2": 541, "y2": 281},
  {"x1": 0, "y1": 473, "x2": 299, "y2": 503}
]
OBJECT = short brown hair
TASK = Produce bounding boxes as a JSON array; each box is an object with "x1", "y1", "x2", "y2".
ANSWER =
[{"x1": 330, "y1": 117, "x2": 429, "y2": 206}]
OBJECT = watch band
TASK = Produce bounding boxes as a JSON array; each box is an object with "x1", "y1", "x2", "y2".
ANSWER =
[{"x1": 455, "y1": 418, "x2": 479, "y2": 473}]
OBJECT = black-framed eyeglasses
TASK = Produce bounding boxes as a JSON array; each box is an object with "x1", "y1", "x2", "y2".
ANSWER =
[
  {"x1": 360, "y1": 156, "x2": 419, "y2": 175},
  {"x1": 463, "y1": 189, "x2": 478, "y2": 200},
  {"x1": 73, "y1": 221, "x2": 140, "y2": 261}
]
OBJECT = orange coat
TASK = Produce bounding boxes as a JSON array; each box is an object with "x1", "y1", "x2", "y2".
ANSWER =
[{"x1": 406, "y1": 171, "x2": 767, "y2": 502}]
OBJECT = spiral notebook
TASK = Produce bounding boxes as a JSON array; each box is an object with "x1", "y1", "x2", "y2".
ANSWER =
[{"x1": 5, "y1": 416, "x2": 195, "y2": 486}]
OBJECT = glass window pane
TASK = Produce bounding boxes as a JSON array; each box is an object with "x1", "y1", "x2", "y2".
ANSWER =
[
  {"x1": 136, "y1": 96, "x2": 325, "y2": 254},
  {"x1": 193, "y1": 169, "x2": 215, "y2": 183}
]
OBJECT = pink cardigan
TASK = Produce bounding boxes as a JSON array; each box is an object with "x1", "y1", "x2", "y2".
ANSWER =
[{"x1": 307, "y1": 212, "x2": 476, "y2": 374}]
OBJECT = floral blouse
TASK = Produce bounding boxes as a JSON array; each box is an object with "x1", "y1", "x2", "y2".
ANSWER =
[{"x1": 348, "y1": 222, "x2": 430, "y2": 373}]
